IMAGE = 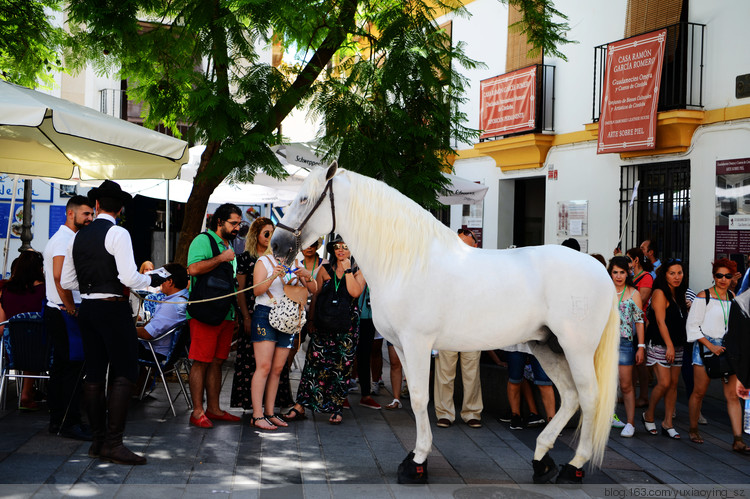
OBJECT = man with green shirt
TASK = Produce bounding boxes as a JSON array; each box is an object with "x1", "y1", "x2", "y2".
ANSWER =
[{"x1": 186, "y1": 203, "x2": 243, "y2": 428}]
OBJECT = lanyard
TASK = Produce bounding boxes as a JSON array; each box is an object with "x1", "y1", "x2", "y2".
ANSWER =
[
  {"x1": 333, "y1": 270, "x2": 342, "y2": 293},
  {"x1": 303, "y1": 257, "x2": 317, "y2": 277},
  {"x1": 714, "y1": 285, "x2": 729, "y2": 330},
  {"x1": 617, "y1": 286, "x2": 626, "y2": 306}
]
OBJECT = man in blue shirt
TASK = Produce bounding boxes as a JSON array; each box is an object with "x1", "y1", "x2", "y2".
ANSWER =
[{"x1": 137, "y1": 263, "x2": 188, "y2": 360}]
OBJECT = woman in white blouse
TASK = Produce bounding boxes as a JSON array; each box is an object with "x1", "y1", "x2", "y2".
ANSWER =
[{"x1": 686, "y1": 258, "x2": 749, "y2": 453}]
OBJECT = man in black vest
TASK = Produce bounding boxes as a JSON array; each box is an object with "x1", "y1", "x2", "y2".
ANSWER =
[{"x1": 61, "y1": 180, "x2": 165, "y2": 466}]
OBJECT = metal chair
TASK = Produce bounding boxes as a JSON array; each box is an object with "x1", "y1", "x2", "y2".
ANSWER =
[
  {"x1": 0, "y1": 312, "x2": 52, "y2": 410},
  {"x1": 137, "y1": 320, "x2": 192, "y2": 416}
]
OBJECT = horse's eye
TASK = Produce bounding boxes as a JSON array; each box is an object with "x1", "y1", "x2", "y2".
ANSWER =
[{"x1": 299, "y1": 196, "x2": 309, "y2": 205}]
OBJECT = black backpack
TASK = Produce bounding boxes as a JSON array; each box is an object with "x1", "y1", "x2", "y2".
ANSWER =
[
  {"x1": 314, "y1": 264, "x2": 354, "y2": 332},
  {"x1": 187, "y1": 233, "x2": 236, "y2": 325}
]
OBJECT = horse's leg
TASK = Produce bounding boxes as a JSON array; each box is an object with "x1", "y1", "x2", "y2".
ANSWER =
[
  {"x1": 528, "y1": 342, "x2": 579, "y2": 483},
  {"x1": 394, "y1": 341, "x2": 432, "y2": 484}
]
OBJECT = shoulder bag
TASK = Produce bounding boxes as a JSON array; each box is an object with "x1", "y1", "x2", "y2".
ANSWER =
[
  {"x1": 267, "y1": 275, "x2": 308, "y2": 335},
  {"x1": 187, "y1": 233, "x2": 236, "y2": 326},
  {"x1": 699, "y1": 289, "x2": 735, "y2": 379}
]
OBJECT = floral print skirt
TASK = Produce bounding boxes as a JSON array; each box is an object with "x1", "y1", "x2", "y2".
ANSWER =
[{"x1": 295, "y1": 322, "x2": 358, "y2": 414}]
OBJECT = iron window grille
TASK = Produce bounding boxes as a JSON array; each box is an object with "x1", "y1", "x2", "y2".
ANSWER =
[
  {"x1": 619, "y1": 160, "x2": 691, "y2": 265},
  {"x1": 593, "y1": 22, "x2": 705, "y2": 123}
]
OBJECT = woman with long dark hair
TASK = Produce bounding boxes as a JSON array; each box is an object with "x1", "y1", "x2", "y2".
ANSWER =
[
  {"x1": 642, "y1": 259, "x2": 688, "y2": 439},
  {"x1": 284, "y1": 236, "x2": 364, "y2": 425},
  {"x1": 0, "y1": 251, "x2": 46, "y2": 410}
]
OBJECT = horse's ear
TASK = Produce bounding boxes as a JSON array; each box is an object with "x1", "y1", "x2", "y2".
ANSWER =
[{"x1": 325, "y1": 161, "x2": 338, "y2": 181}]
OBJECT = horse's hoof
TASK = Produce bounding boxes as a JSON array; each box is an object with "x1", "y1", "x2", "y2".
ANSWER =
[
  {"x1": 532, "y1": 453, "x2": 557, "y2": 484},
  {"x1": 555, "y1": 463, "x2": 585, "y2": 484},
  {"x1": 397, "y1": 451, "x2": 428, "y2": 484}
]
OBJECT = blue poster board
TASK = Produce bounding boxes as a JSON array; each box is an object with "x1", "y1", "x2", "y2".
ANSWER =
[
  {"x1": 0, "y1": 204, "x2": 9, "y2": 238},
  {"x1": 49, "y1": 205, "x2": 67, "y2": 239},
  {"x1": 0, "y1": 177, "x2": 54, "y2": 203},
  {"x1": 0, "y1": 203, "x2": 34, "y2": 239}
]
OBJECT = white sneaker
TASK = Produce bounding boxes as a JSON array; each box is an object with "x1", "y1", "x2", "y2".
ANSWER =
[
  {"x1": 370, "y1": 381, "x2": 380, "y2": 395},
  {"x1": 620, "y1": 423, "x2": 635, "y2": 437},
  {"x1": 611, "y1": 414, "x2": 626, "y2": 428},
  {"x1": 698, "y1": 413, "x2": 708, "y2": 425}
]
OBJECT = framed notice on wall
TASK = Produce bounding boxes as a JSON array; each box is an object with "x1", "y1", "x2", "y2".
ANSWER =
[
  {"x1": 479, "y1": 66, "x2": 537, "y2": 139},
  {"x1": 715, "y1": 158, "x2": 750, "y2": 269},
  {"x1": 597, "y1": 29, "x2": 667, "y2": 154}
]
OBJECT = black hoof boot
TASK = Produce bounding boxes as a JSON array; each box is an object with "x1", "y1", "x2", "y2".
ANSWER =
[
  {"x1": 397, "y1": 451, "x2": 428, "y2": 484},
  {"x1": 555, "y1": 463, "x2": 585, "y2": 484},
  {"x1": 532, "y1": 453, "x2": 558, "y2": 484}
]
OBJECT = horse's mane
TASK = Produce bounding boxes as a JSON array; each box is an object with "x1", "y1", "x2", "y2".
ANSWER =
[{"x1": 339, "y1": 169, "x2": 458, "y2": 279}]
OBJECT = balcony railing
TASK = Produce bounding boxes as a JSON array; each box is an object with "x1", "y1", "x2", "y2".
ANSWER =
[
  {"x1": 479, "y1": 63, "x2": 555, "y2": 141},
  {"x1": 99, "y1": 88, "x2": 125, "y2": 118},
  {"x1": 592, "y1": 22, "x2": 705, "y2": 122}
]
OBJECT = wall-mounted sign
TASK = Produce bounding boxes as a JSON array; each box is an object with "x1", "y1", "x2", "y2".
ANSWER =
[
  {"x1": 597, "y1": 29, "x2": 667, "y2": 154},
  {"x1": 479, "y1": 66, "x2": 537, "y2": 139},
  {"x1": 715, "y1": 158, "x2": 750, "y2": 256},
  {"x1": 0, "y1": 176, "x2": 54, "y2": 202}
]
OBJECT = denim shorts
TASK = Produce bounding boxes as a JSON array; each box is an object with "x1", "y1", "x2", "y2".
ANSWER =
[
  {"x1": 692, "y1": 336, "x2": 723, "y2": 366},
  {"x1": 619, "y1": 337, "x2": 636, "y2": 366},
  {"x1": 250, "y1": 305, "x2": 295, "y2": 349},
  {"x1": 506, "y1": 351, "x2": 552, "y2": 386}
]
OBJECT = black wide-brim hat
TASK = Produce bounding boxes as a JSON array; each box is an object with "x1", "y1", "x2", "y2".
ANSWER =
[
  {"x1": 325, "y1": 234, "x2": 345, "y2": 255},
  {"x1": 87, "y1": 180, "x2": 133, "y2": 203}
]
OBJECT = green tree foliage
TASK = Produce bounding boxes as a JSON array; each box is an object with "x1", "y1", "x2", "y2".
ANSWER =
[
  {"x1": 63, "y1": 0, "x2": 570, "y2": 262},
  {"x1": 0, "y1": 0, "x2": 66, "y2": 88}
]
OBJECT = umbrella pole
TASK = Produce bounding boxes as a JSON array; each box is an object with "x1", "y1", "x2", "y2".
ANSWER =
[
  {"x1": 2, "y1": 176, "x2": 18, "y2": 278},
  {"x1": 165, "y1": 180, "x2": 170, "y2": 264}
]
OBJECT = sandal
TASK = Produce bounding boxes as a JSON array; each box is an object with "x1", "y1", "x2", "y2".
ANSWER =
[
  {"x1": 385, "y1": 398, "x2": 402, "y2": 410},
  {"x1": 661, "y1": 425, "x2": 680, "y2": 439},
  {"x1": 688, "y1": 427, "x2": 703, "y2": 444},
  {"x1": 328, "y1": 412, "x2": 343, "y2": 425},
  {"x1": 733, "y1": 436, "x2": 750, "y2": 454},
  {"x1": 641, "y1": 412, "x2": 657, "y2": 435},
  {"x1": 282, "y1": 407, "x2": 307, "y2": 421},
  {"x1": 250, "y1": 416, "x2": 277, "y2": 430},
  {"x1": 265, "y1": 414, "x2": 288, "y2": 427}
]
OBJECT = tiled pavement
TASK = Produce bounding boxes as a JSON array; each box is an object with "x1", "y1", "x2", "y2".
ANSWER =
[{"x1": 1, "y1": 345, "x2": 749, "y2": 497}]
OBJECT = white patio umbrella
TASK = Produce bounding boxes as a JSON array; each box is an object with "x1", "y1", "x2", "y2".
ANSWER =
[
  {"x1": 438, "y1": 173, "x2": 489, "y2": 205},
  {"x1": 0, "y1": 80, "x2": 189, "y2": 180}
]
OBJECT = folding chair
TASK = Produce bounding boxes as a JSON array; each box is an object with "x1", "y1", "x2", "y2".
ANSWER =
[
  {"x1": 138, "y1": 320, "x2": 192, "y2": 416},
  {"x1": 0, "y1": 312, "x2": 52, "y2": 410}
]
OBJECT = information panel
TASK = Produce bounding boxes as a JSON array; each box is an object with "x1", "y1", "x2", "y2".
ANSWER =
[{"x1": 479, "y1": 66, "x2": 537, "y2": 139}]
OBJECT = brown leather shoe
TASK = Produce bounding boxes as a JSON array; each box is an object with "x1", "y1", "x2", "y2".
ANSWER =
[
  {"x1": 436, "y1": 418, "x2": 452, "y2": 428},
  {"x1": 466, "y1": 419, "x2": 482, "y2": 428}
]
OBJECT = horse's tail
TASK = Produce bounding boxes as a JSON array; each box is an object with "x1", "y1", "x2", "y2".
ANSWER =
[{"x1": 590, "y1": 294, "x2": 620, "y2": 467}]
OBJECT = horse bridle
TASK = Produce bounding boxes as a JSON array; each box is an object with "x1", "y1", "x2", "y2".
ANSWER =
[{"x1": 275, "y1": 178, "x2": 336, "y2": 257}]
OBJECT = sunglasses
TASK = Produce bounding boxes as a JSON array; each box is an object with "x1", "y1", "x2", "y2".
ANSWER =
[
  {"x1": 262, "y1": 230, "x2": 273, "y2": 238},
  {"x1": 333, "y1": 243, "x2": 348, "y2": 250},
  {"x1": 714, "y1": 273, "x2": 733, "y2": 280},
  {"x1": 457, "y1": 228, "x2": 477, "y2": 241}
]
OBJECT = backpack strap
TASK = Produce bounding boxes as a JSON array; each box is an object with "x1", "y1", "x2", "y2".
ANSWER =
[
  {"x1": 704, "y1": 288, "x2": 711, "y2": 306},
  {"x1": 203, "y1": 232, "x2": 222, "y2": 258}
]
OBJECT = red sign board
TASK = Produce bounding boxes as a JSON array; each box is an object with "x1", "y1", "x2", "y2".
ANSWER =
[
  {"x1": 479, "y1": 66, "x2": 536, "y2": 139},
  {"x1": 597, "y1": 29, "x2": 667, "y2": 154}
]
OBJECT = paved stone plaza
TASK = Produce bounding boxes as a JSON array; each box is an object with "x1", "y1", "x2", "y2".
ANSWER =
[{"x1": 1, "y1": 346, "x2": 748, "y2": 498}]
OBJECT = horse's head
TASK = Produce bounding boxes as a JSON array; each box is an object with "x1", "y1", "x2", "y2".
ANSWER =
[{"x1": 271, "y1": 161, "x2": 339, "y2": 266}]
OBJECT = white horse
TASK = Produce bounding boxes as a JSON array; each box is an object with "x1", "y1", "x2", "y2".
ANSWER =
[{"x1": 271, "y1": 163, "x2": 619, "y2": 484}]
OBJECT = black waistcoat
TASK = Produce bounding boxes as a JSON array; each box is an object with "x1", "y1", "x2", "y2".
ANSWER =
[{"x1": 72, "y1": 218, "x2": 121, "y2": 295}]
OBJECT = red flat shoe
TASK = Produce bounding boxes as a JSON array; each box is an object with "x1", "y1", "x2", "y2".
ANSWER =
[
  {"x1": 205, "y1": 410, "x2": 241, "y2": 422},
  {"x1": 189, "y1": 414, "x2": 214, "y2": 428}
]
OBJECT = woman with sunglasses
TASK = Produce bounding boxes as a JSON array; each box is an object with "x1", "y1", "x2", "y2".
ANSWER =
[
  {"x1": 608, "y1": 256, "x2": 645, "y2": 437},
  {"x1": 642, "y1": 259, "x2": 688, "y2": 439},
  {"x1": 285, "y1": 236, "x2": 365, "y2": 425},
  {"x1": 230, "y1": 218, "x2": 295, "y2": 415},
  {"x1": 686, "y1": 259, "x2": 749, "y2": 452}
]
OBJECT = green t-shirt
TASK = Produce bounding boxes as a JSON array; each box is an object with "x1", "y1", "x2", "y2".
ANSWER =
[{"x1": 186, "y1": 229, "x2": 237, "y2": 321}]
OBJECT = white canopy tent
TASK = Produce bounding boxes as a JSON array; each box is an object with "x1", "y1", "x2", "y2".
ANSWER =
[{"x1": 438, "y1": 173, "x2": 489, "y2": 205}]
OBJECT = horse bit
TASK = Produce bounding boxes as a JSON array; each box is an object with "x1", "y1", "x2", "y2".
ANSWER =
[{"x1": 275, "y1": 178, "x2": 336, "y2": 257}]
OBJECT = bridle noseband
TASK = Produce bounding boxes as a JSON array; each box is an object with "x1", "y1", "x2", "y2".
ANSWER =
[{"x1": 275, "y1": 178, "x2": 336, "y2": 257}]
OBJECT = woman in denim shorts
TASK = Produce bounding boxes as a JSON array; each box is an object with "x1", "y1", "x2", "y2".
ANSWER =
[
  {"x1": 685, "y1": 258, "x2": 749, "y2": 453},
  {"x1": 249, "y1": 254, "x2": 316, "y2": 430},
  {"x1": 643, "y1": 260, "x2": 688, "y2": 439},
  {"x1": 608, "y1": 256, "x2": 645, "y2": 437}
]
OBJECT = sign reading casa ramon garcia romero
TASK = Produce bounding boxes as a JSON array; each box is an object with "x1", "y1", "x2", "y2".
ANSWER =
[
  {"x1": 479, "y1": 66, "x2": 537, "y2": 139},
  {"x1": 598, "y1": 29, "x2": 667, "y2": 154}
]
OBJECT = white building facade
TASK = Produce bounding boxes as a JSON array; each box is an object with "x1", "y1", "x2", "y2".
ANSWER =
[{"x1": 441, "y1": 0, "x2": 750, "y2": 288}]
